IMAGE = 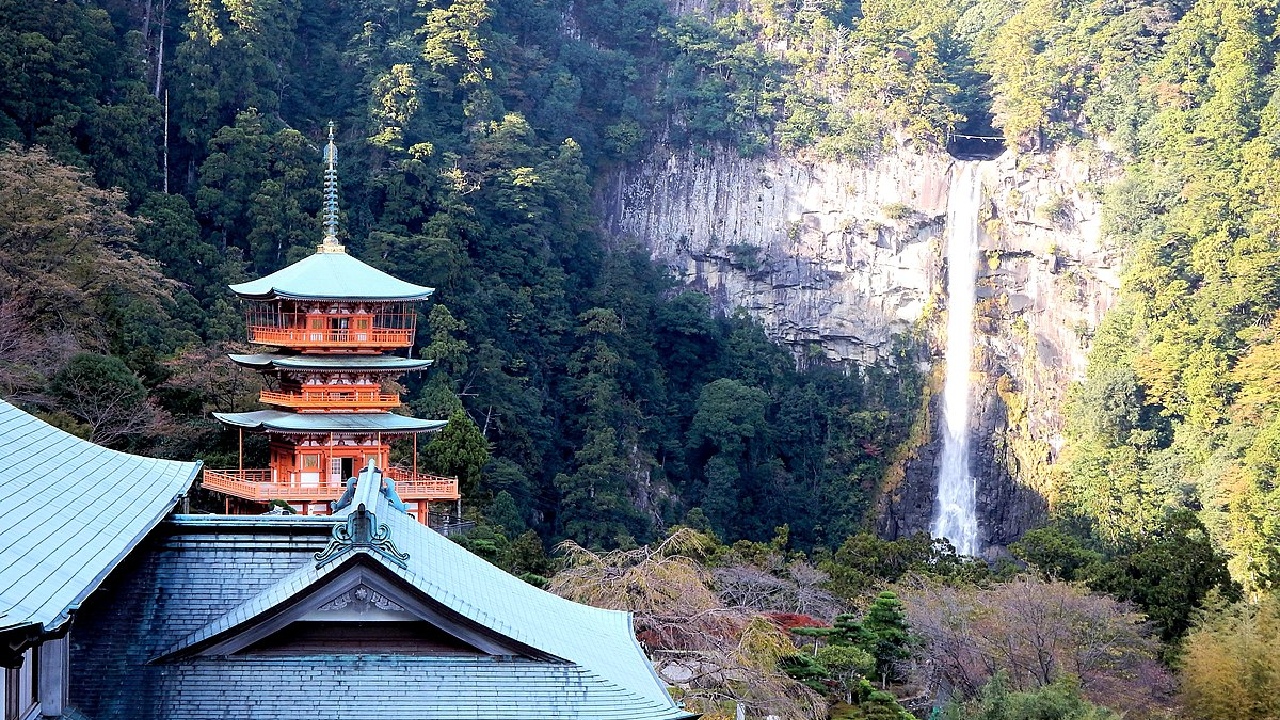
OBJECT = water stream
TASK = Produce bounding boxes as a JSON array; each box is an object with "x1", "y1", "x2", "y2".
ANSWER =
[{"x1": 931, "y1": 161, "x2": 983, "y2": 556}]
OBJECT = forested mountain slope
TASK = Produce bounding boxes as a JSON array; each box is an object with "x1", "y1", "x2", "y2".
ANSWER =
[
  {"x1": 0, "y1": 0, "x2": 924, "y2": 551},
  {"x1": 12, "y1": 0, "x2": 1280, "y2": 717},
  {"x1": 4, "y1": 0, "x2": 1280, "y2": 602}
]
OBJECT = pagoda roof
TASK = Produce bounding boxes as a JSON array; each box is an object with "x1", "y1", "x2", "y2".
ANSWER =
[
  {"x1": 228, "y1": 352, "x2": 433, "y2": 372},
  {"x1": 213, "y1": 410, "x2": 445, "y2": 434},
  {"x1": 0, "y1": 400, "x2": 201, "y2": 647},
  {"x1": 153, "y1": 463, "x2": 694, "y2": 720},
  {"x1": 228, "y1": 251, "x2": 435, "y2": 302}
]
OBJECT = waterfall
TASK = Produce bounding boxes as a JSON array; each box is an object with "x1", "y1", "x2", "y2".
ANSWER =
[{"x1": 932, "y1": 161, "x2": 983, "y2": 556}]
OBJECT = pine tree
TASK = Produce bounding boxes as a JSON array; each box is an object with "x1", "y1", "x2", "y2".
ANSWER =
[{"x1": 422, "y1": 409, "x2": 490, "y2": 497}]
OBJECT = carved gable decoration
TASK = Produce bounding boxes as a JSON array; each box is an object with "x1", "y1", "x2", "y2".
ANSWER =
[
  {"x1": 164, "y1": 561, "x2": 551, "y2": 661},
  {"x1": 316, "y1": 584, "x2": 405, "y2": 613}
]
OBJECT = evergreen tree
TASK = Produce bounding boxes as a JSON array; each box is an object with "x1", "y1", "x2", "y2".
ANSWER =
[{"x1": 422, "y1": 409, "x2": 490, "y2": 497}]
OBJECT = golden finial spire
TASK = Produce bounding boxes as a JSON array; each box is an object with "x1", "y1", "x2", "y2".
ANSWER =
[{"x1": 318, "y1": 122, "x2": 346, "y2": 254}]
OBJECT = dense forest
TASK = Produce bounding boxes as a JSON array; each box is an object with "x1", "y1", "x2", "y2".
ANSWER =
[
  {"x1": 0, "y1": 0, "x2": 925, "y2": 551},
  {"x1": 7, "y1": 0, "x2": 1280, "y2": 717}
]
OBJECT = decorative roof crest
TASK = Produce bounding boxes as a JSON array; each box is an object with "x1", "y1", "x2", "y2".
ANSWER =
[
  {"x1": 317, "y1": 121, "x2": 346, "y2": 254},
  {"x1": 314, "y1": 503, "x2": 410, "y2": 569}
]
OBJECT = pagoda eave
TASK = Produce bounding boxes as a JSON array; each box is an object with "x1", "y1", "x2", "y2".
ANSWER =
[
  {"x1": 227, "y1": 251, "x2": 435, "y2": 302},
  {"x1": 213, "y1": 410, "x2": 446, "y2": 434},
  {"x1": 228, "y1": 352, "x2": 433, "y2": 372}
]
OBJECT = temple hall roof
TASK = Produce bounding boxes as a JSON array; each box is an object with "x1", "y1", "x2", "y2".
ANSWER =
[
  {"x1": 212, "y1": 410, "x2": 446, "y2": 433},
  {"x1": 228, "y1": 251, "x2": 435, "y2": 302},
  {"x1": 227, "y1": 352, "x2": 433, "y2": 372},
  {"x1": 67, "y1": 463, "x2": 697, "y2": 720},
  {"x1": 0, "y1": 400, "x2": 201, "y2": 641},
  {"x1": 166, "y1": 464, "x2": 691, "y2": 718}
]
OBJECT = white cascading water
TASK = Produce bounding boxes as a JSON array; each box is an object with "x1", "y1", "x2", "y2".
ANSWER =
[{"x1": 931, "y1": 161, "x2": 983, "y2": 556}]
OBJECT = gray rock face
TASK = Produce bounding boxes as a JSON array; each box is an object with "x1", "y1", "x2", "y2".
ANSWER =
[
  {"x1": 598, "y1": 144, "x2": 1120, "y2": 551},
  {"x1": 599, "y1": 147, "x2": 950, "y2": 364}
]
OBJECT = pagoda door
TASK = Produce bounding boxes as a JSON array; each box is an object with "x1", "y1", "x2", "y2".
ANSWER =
[
  {"x1": 328, "y1": 316, "x2": 349, "y2": 342},
  {"x1": 301, "y1": 453, "x2": 321, "y2": 488}
]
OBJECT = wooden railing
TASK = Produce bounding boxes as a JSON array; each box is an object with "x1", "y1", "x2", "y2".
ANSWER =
[
  {"x1": 201, "y1": 467, "x2": 460, "y2": 503},
  {"x1": 200, "y1": 468, "x2": 281, "y2": 501},
  {"x1": 247, "y1": 326, "x2": 413, "y2": 349},
  {"x1": 385, "y1": 467, "x2": 461, "y2": 500},
  {"x1": 259, "y1": 389, "x2": 401, "y2": 411}
]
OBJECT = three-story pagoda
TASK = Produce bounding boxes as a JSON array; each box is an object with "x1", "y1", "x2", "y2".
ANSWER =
[{"x1": 202, "y1": 127, "x2": 459, "y2": 523}]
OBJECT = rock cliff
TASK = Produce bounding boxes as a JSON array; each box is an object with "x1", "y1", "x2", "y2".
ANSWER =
[{"x1": 598, "y1": 145, "x2": 1121, "y2": 551}]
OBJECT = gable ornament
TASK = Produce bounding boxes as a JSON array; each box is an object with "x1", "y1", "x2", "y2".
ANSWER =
[
  {"x1": 314, "y1": 503, "x2": 410, "y2": 569},
  {"x1": 316, "y1": 584, "x2": 406, "y2": 613}
]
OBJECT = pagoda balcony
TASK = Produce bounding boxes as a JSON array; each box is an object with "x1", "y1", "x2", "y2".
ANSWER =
[
  {"x1": 247, "y1": 325, "x2": 414, "y2": 350},
  {"x1": 384, "y1": 467, "x2": 462, "y2": 500},
  {"x1": 201, "y1": 467, "x2": 460, "y2": 503},
  {"x1": 259, "y1": 389, "x2": 401, "y2": 411}
]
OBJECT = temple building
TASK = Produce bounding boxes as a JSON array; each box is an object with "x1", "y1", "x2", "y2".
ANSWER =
[
  {"x1": 0, "y1": 399, "x2": 696, "y2": 719},
  {"x1": 201, "y1": 127, "x2": 459, "y2": 524},
  {"x1": 0, "y1": 400, "x2": 202, "y2": 719},
  {"x1": 0, "y1": 129, "x2": 694, "y2": 720}
]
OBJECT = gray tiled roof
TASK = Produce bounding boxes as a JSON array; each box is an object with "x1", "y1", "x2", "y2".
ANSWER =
[
  {"x1": 228, "y1": 251, "x2": 435, "y2": 301},
  {"x1": 0, "y1": 400, "x2": 201, "y2": 636},
  {"x1": 160, "y1": 465, "x2": 693, "y2": 720},
  {"x1": 212, "y1": 410, "x2": 446, "y2": 433},
  {"x1": 155, "y1": 656, "x2": 686, "y2": 719}
]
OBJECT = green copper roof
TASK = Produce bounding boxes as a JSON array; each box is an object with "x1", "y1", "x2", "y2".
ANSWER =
[
  {"x1": 228, "y1": 251, "x2": 435, "y2": 301},
  {"x1": 0, "y1": 400, "x2": 201, "y2": 639},
  {"x1": 162, "y1": 464, "x2": 695, "y2": 720},
  {"x1": 213, "y1": 410, "x2": 445, "y2": 433},
  {"x1": 228, "y1": 352, "x2": 433, "y2": 372}
]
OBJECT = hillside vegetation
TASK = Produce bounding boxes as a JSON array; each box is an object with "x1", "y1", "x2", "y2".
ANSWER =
[
  {"x1": 5, "y1": 0, "x2": 1280, "y2": 717},
  {"x1": 0, "y1": 0, "x2": 930, "y2": 550}
]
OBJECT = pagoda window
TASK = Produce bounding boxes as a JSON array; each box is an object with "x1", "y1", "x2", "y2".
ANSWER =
[
  {"x1": 371, "y1": 302, "x2": 417, "y2": 332},
  {"x1": 244, "y1": 301, "x2": 282, "y2": 331},
  {"x1": 301, "y1": 455, "x2": 321, "y2": 471},
  {"x1": 330, "y1": 457, "x2": 351, "y2": 481}
]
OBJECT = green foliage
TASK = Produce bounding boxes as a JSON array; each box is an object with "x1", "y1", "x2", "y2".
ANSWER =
[
  {"x1": 423, "y1": 409, "x2": 491, "y2": 497},
  {"x1": 780, "y1": 651, "x2": 831, "y2": 694},
  {"x1": 862, "y1": 592, "x2": 911, "y2": 682},
  {"x1": 196, "y1": 108, "x2": 319, "y2": 273},
  {"x1": 1086, "y1": 510, "x2": 1240, "y2": 643},
  {"x1": 941, "y1": 673, "x2": 1121, "y2": 720},
  {"x1": 816, "y1": 644, "x2": 875, "y2": 680},
  {"x1": 1010, "y1": 524, "x2": 1102, "y2": 581},
  {"x1": 1, "y1": 0, "x2": 936, "y2": 557},
  {"x1": 658, "y1": 13, "x2": 782, "y2": 151},
  {"x1": 1040, "y1": 0, "x2": 1280, "y2": 600},
  {"x1": 49, "y1": 352, "x2": 150, "y2": 446},
  {"x1": 1180, "y1": 593, "x2": 1280, "y2": 720},
  {"x1": 821, "y1": 532, "x2": 993, "y2": 600},
  {"x1": 784, "y1": 591, "x2": 914, "y2": 710},
  {"x1": 1013, "y1": 513, "x2": 1239, "y2": 644},
  {"x1": 485, "y1": 490, "x2": 526, "y2": 538}
]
